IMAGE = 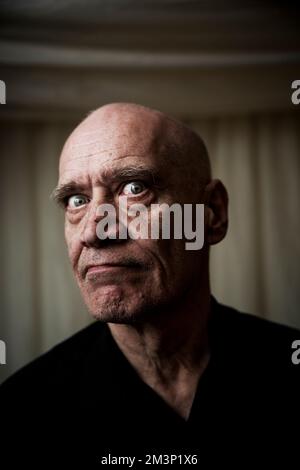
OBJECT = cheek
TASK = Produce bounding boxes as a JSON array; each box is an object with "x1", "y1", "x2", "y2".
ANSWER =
[
  {"x1": 155, "y1": 238, "x2": 203, "y2": 284},
  {"x1": 140, "y1": 237, "x2": 187, "y2": 282},
  {"x1": 65, "y1": 222, "x2": 81, "y2": 269}
]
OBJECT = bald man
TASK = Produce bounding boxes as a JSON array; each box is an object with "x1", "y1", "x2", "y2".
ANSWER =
[{"x1": 1, "y1": 103, "x2": 299, "y2": 466}]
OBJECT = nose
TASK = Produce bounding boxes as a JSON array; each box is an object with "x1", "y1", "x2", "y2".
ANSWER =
[
  {"x1": 79, "y1": 201, "x2": 124, "y2": 248},
  {"x1": 79, "y1": 204, "x2": 101, "y2": 248}
]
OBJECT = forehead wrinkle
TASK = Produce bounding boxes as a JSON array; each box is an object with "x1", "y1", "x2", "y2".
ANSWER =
[
  {"x1": 60, "y1": 131, "x2": 156, "y2": 169},
  {"x1": 60, "y1": 152, "x2": 156, "y2": 177},
  {"x1": 59, "y1": 153, "x2": 164, "y2": 186},
  {"x1": 60, "y1": 127, "x2": 169, "y2": 175},
  {"x1": 61, "y1": 151, "x2": 147, "y2": 166},
  {"x1": 67, "y1": 129, "x2": 139, "y2": 149},
  {"x1": 61, "y1": 144, "x2": 127, "y2": 165},
  {"x1": 69, "y1": 139, "x2": 116, "y2": 149}
]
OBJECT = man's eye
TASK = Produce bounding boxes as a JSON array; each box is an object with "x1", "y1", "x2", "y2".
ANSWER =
[
  {"x1": 67, "y1": 194, "x2": 89, "y2": 209},
  {"x1": 122, "y1": 181, "x2": 146, "y2": 196}
]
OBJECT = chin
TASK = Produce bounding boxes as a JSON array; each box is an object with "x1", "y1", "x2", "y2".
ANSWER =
[
  {"x1": 81, "y1": 281, "x2": 167, "y2": 324},
  {"x1": 89, "y1": 306, "x2": 146, "y2": 325},
  {"x1": 88, "y1": 296, "x2": 161, "y2": 325},
  {"x1": 83, "y1": 291, "x2": 140, "y2": 324}
]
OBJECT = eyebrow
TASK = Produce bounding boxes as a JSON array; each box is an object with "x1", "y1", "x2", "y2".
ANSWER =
[
  {"x1": 50, "y1": 165, "x2": 163, "y2": 206},
  {"x1": 50, "y1": 182, "x2": 86, "y2": 206}
]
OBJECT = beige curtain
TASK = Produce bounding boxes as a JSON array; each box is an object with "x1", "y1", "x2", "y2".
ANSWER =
[
  {"x1": 192, "y1": 113, "x2": 300, "y2": 327},
  {"x1": 0, "y1": 122, "x2": 90, "y2": 384},
  {"x1": 1, "y1": 112, "x2": 299, "y2": 383}
]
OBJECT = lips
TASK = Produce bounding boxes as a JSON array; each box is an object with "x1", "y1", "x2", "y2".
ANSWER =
[
  {"x1": 83, "y1": 260, "x2": 143, "y2": 278},
  {"x1": 86, "y1": 264, "x2": 128, "y2": 275}
]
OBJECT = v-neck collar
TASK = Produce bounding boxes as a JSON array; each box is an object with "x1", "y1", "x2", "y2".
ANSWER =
[{"x1": 78, "y1": 297, "x2": 223, "y2": 427}]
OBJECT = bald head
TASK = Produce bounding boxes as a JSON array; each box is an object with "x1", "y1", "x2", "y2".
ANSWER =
[{"x1": 60, "y1": 102, "x2": 211, "y2": 183}]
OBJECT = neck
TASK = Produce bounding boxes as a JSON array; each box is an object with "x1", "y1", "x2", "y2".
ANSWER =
[{"x1": 108, "y1": 285, "x2": 211, "y2": 420}]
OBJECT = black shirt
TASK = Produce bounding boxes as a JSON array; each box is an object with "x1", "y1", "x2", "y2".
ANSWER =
[{"x1": 1, "y1": 298, "x2": 299, "y2": 466}]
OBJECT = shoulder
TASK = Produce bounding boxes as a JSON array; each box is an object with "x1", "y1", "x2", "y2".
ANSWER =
[
  {"x1": 215, "y1": 300, "x2": 299, "y2": 343},
  {"x1": 212, "y1": 298, "x2": 300, "y2": 376},
  {"x1": 0, "y1": 321, "x2": 106, "y2": 394}
]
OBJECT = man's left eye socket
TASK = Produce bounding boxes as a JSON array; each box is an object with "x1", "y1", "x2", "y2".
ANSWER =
[
  {"x1": 67, "y1": 195, "x2": 89, "y2": 208},
  {"x1": 123, "y1": 181, "x2": 146, "y2": 195}
]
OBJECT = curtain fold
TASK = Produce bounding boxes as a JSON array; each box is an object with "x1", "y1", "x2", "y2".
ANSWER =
[{"x1": 192, "y1": 113, "x2": 300, "y2": 326}]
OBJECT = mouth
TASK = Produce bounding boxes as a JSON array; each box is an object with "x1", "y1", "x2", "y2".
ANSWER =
[{"x1": 83, "y1": 261, "x2": 144, "y2": 279}]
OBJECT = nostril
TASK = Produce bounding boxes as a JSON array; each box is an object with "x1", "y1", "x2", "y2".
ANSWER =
[{"x1": 80, "y1": 220, "x2": 99, "y2": 247}]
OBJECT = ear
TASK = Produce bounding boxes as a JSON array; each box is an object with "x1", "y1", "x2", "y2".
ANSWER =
[{"x1": 204, "y1": 179, "x2": 228, "y2": 245}]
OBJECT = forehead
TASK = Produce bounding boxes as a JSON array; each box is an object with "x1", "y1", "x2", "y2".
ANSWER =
[{"x1": 58, "y1": 119, "x2": 172, "y2": 185}]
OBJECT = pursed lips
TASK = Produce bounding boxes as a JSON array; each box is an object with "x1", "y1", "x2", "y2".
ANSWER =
[{"x1": 83, "y1": 261, "x2": 143, "y2": 279}]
